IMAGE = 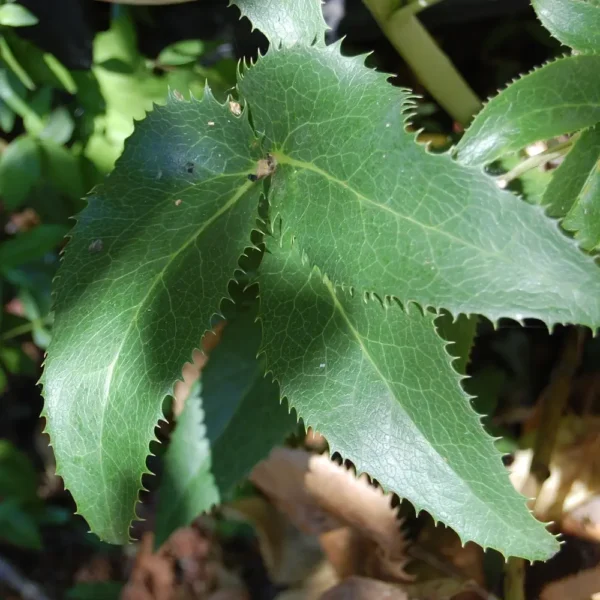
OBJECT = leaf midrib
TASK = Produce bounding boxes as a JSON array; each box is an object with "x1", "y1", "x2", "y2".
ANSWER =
[
  {"x1": 273, "y1": 151, "x2": 512, "y2": 262},
  {"x1": 96, "y1": 177, "x2": 254, "y2": 535}
]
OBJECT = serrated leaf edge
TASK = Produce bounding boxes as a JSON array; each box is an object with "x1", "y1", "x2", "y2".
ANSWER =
[
  {"x1": 39, "y1": 83, "x2": 259, "y2": 543},
  {"x1": 241, "y1": 232, "x2": 559, "y2": 561}
]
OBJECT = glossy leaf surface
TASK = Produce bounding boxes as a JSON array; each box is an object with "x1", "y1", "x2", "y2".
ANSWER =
[
  {"x1": 42, "y1": 92, "x2": 262, "y2": 543},
  {"x1": 257, "y1": 237, "x2": 558, "y2": 559},
  {"x1": 238, "y1": 46, "x2": 600, "y2": 328},
  {"x1": 455, "y1": 56, "x2": 600, "y2": 166},
  {"x1": 532, "y1": 0, "x2": 600, "y2": 54},
  {"x1": 155, "y1": 312, "x2": 295, "y2": 545}
]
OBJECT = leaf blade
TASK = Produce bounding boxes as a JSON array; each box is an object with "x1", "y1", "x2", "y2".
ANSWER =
[
  {"x1": 532, "y1": 0, "x2": 600, "y2": 54},
  {"x1": 42, "y1": 92, "x2": 262, "y2": 543},
  {"x1": 257, "y1": 237, "x2": 558, "y2": 560},
  {"x1": 230, "y1": 0, "x2": 328, "y2": 47},
  {"x1": 543, "y1": 125, "x2": 600, "y2": 218},
  {"x1": 238, "y1": 46, "x2": 600, "y2": 328},
  {"x1": 455, "y1": 55, "x2": 600, "y2": 166},
  {"x1": 563, "y1": 158, "x2": 600, "y2": 250},
  {"x1": 155, "y1": 310, "x2": 296, "y2": 546}
]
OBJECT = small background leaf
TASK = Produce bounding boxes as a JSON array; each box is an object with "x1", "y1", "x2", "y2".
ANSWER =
[
  {"x1": 0, "y1": 4, "x2": 38, "y2": 27},
  {"x1": 0, "y1": 135, "x2": 41, "y2": 209},
  {"x1": 563, "y1": 159, "x2": 600, "y2": 250}
]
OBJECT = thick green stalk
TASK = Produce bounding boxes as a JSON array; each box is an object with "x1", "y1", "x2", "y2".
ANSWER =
[{"x1": 362, "y1": 0, "x2": 481, "y2": 125}]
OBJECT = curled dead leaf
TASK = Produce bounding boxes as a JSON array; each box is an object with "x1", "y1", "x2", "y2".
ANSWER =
[
  {"x1": 540, "y1": 564, "x2": 600, "y2": 600},
  {"x1": 318, "y1": 576, "x2": 408, "y2": 600},
  {"x1": 249, "y1": 448, "x2": 411, "y2": 582}
]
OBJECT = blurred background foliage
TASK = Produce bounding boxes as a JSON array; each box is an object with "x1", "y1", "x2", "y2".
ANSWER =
[{"x1": 0, "y1": 1, "x2": 590, "y2": 598}]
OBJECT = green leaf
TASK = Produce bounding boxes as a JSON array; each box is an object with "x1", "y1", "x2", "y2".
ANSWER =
[
  {"x1": 257, "y1": 236, "x2": 558, "y2": 560},
  {"x1": 40, "y1": 106, "x2": 75, "y2": 144},
  {"x1": 0, "y1": 225, "x2": 67, "y2": 273},
  {"x1": 42, "y1": 91, "x2": 263, "y2": 544},
  {"x1": 66, "y1": 582, "x2": 123, "y2": 600},
  {"x1": 0, "y1": 4, "x2": 38, "y2": 27},
  {"x1": 238, "y1": 45, "x2": 600, "y2": 328},
  {"x1": 0, "y1": 34, "x2": 34, "y2": 89},
  {"x1": 455, "y1": 55, "x2": 600, "y2": 166},
  {"x1": 43, "y1": 52, "x2": 77, "y2": 94},
  {"x1": 532, "y1": 0, "x2": 600, "y2": 54},
  {"x1": 156, "y1": 383, "x2": 218, "y2": 546},
  {"x1": 0, "y1": 98, "x2": 15, "y2": 131},
  {"x1": 543, "y1": 126, "x2": 600, "y2": 217},
  {"x1": 230, "y1": 0, "x2": 328, "y2": 47},
  {"x1": 0, "y1": 440, "x2": 40, "y2": 507},
  {"x1": 157, "y1": 40, "x2": 204, "y2": 66},
  {"x1": 435, "y1": 312, "x2": 478, "y2": 375},
  {"x1": 155, "y1": 310, "x2": 296, "y2": 546},
  {"x1": 0, "y1": 135, "x2": 41, "y2": 209},
  {"x1": 0, "y1": 70, "x2": 41, "y2": 128},
  {"x1": 0, "y1": 499, "x2": 42, "y2": 550},
  {"x1": 563, "y1": 157, "x2": 600, "y2": 250},
  {"x1": 40, "y1": 140, "x2": 87, "y2": 200}
]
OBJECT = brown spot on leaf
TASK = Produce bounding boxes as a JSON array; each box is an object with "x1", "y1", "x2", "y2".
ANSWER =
[{"x1": 229, "y1": 101, "x2": 242, "y2": 116}]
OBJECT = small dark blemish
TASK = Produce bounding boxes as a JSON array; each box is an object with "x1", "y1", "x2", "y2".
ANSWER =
[
  {"x1": 247, "y1": 174, "x2": 258, "y2": 182},
  {"x1": 185, "y1": 162, "x2": 194, "y2": 174}
]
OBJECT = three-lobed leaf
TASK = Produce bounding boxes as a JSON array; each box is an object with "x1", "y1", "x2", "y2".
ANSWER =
[
  {"x1": 455, "y1": 55, "x2": 600, "y2": 167},
  {"x1": 155, "y1": 311, "x2": 296, "y2": 546},
  {"x1": 532, "y1": 0, "x2": 600, "y2": 54},
  {"x1": 239, "y1": 45, "x2": 600, "y2": 328},
  {"x1": 257, "y1": 237, "x2": 558, "y2": 560},
  {"x1": 44, "y1": 0, "x2": 600, "y2": 558},
  {"x1": 42, "y1": 91, "x2": 263, "y2": 543}
]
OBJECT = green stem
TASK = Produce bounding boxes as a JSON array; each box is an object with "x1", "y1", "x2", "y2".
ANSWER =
[
  {"x1": 362, "y1": 0, "x2": 481, "y2": 126},
  {"x1": 0, "y1": 317, "x2": 50, "y2": 342},
  {"x1": 496, "y1": 139, "x2": 574, "y2": 187},
  {"x1": 0, "y1": 35, "x2": 35, "y2": 91}
]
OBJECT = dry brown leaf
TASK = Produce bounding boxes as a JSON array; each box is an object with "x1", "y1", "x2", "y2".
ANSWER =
[
  {"x1": 274, "y1": 561, "x2": 339, "y2": 600},
  {"x1": 249, "y1": 448, "x2": 411, "y2": 582},
  {"x1": 318, "y1": 577, "x2": 408, "y2": 600},
  {"x1": 223, "y1": 497, "x2": 324, "y2": 586},
  {"x1": 172, "y1": 322, "x2": 225, "y2": 415},
  {"x1": 510, "y1": 417, "x2": 600, "y2": 524},
  {"x1": 250, "y1": 448, "x2": 409, "y2": 574},
  {"x1": 403, "y1": 578, "x2": 483, "y2": 600},
  {"x1": 121, "y1": 526, "x2": 244, "y2": 600},
  {"x1": 95, "y1": 0, "x2": 193, "y2": 4},
  {"x1": 540, "y1": 564, "x2": 600, "y2": 600},
  {"x1": 562, "y1": 495, "x2": 600, "y2": 542}
]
